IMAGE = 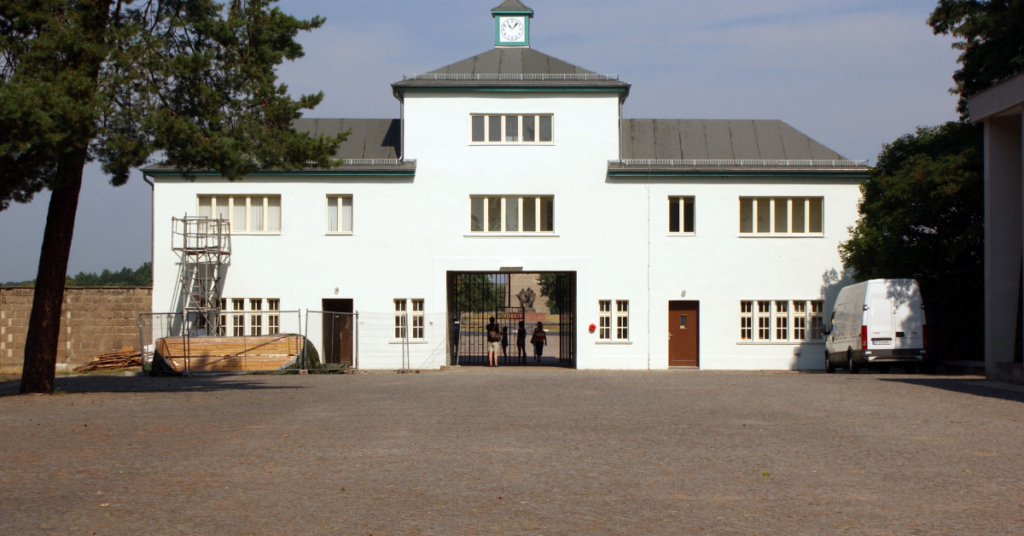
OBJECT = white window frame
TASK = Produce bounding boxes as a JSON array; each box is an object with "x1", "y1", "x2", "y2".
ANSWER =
[
  {"x1": 469, "y1": 114, "x2": 554, "y2": 145},
  {"x1": 326, "y1": 195, "x2": 354, "y2": 235},
  {"x1": 268, "y1": 299, "x2": 281, "y2": 335},
  {"x1": 669, "y1": 196, "x2": 696, "y2": 235},
  {"x1": 394, "y1": 299, "x2": 408, "y2": 341},
  {"x1": 218, "y1": 299, "x2": 227, "y2": 336},
  {"x1": 739, "y1": 197, "x2": 824, "y2": 237},
  {"x1": 598, "y1": 300, "x2": 612, "y2": 340},
  {"x1": 197, "y1": 195, "x2": 281, "y2": 234},
  {"x1": 793, "y1": 301, "x2": 807, "y2": 341},
  {"x1": 470, "y1": 196, "x2": 554, "y2": 234},
  {"x1": 411, "y1": 299, "x2": 425, "y2": 340},
  {"x1": 756, "y1": 301, "x2": 772, "y2": 341},
  {"x1": 810, "y1": 301, "x2": 826, "y2": 341},
  {"x1": 615, "y1": 300, "x2": 630, "y2": 341},
  {"x1": 740, "y1": 301, "x2": 753, "y2": 341},
  {"x1": 231, "y1": 298, "x2": 246, "y2": 337},
  {"x1": 774, "y1": 301, "x2": 789, "y2": 341}
]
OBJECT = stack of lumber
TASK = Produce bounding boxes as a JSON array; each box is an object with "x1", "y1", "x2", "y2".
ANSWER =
[
  {"x1": 155, "y1": 335, "x2": 302, "y2": 373},
  {"x1": 73, "y1": 347, "x2": 142, "y2": 372}
]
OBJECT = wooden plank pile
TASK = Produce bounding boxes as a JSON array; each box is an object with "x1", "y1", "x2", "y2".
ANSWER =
[
  {"x1": 73, "y1": 347, "x2": 143, "y2": 373},
  {"x1": 155, "y1": 335, "x2": 303, "y2": 373}
]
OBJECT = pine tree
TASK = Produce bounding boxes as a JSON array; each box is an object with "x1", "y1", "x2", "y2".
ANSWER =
[{"x1": 0, "y1": 1, "x2": 345, "y2": 393}]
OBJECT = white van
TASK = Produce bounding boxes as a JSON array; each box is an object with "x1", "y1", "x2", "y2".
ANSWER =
[{"x1": 824, "y1": 279, "x2": 929, "y2": 373}]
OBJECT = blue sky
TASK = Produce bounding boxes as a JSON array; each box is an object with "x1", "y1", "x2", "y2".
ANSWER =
[{"x1": 0, "y1": 0, "x2": 960, "y2": 282}]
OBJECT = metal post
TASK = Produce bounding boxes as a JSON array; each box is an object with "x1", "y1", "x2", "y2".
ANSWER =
[{"x1": 301, "y1": 309, "x2": 308, "y2": 371}]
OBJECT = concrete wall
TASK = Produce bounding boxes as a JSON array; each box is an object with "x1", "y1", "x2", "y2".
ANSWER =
[
  {"x1": 0, "y1": 287, "x2": 153, "y2": 374},
  {"x1": 983, "y1": 116, "x2": 1024, "y2": 384}
]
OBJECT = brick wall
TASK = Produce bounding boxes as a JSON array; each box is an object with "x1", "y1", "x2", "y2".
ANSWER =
[{"x1": 0, "y1": 287, "x2": 152, "y2": 374}]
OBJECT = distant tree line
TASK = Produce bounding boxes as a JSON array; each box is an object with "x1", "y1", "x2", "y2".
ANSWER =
[{"x1": 3, "y1": 263, "x2": 151, "y2": 288}]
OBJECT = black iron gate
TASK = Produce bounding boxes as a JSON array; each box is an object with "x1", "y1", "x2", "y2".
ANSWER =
[{"x1": 448, "y1": 272, "x2": 576, "y2": 367}]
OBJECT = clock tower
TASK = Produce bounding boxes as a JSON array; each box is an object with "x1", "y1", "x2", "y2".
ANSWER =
[{"x1": 493, "y1": 0, "x2": 533, "y2": 48}]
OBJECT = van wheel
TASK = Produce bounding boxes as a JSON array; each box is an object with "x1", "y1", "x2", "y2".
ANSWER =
[
  {"x1": 824, "y1": 352, "x2": 836, "y2": 374},
  {"x1": 848, "y1": 351, "x2": 860, "y2": 374}
]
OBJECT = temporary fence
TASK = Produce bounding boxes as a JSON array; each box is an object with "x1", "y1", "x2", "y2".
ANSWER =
[
  {"x1": 355, "y1": 312, "x2": 448, "y2": 370},
  {"x1": 138, "y1": 310, "x2": 302, "y2": 375},
  {"x1": 303, "y1": 311, "x2": 358, "y2": 371},
  {"x1": 140, "y1": 309, "x2": 451, "y2": 374}
]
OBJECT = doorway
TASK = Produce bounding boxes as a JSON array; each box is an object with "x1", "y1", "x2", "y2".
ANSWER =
[
  {"x1": 322, "y1": 299, "x2": 354, "y2": 367},
  {"x1": 669, "y1": 301, "x2": 699, "y2": 368},
  {"x1": 447, "y1": 272, "x2": 576, "y2": 368}
]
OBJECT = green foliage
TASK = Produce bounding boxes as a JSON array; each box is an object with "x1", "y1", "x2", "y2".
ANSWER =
[
  {"x1": 537, "y1": 274, "x2": 562, "y2": 314},
  {"x1": 68, "y1": 262, "x2": 152, "y2": 287},
  {"x1": 0, "y1": 0, "x2": 346, "y2": 211},
  {"x1": 839, "y1": 122, "x2": 984, "y2": 360},
  {"x1": 453, "y1": 274, "x2": 507, "y2": 313},
  {"x1": 929, "y1": 0, "x2": 1024, "y2": 117},
  {"x1": 3, "y1": 262, "x2": 152, "y2": 287}
]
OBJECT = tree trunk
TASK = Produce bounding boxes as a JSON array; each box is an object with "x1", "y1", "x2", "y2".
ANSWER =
[{"x1": 19, "y1": 150, "x2": 88, "y2": 394}]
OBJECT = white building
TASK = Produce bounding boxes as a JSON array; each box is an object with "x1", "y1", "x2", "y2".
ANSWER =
[{"x1": 146, "y1": 1, "x2": 869, "y2": 371}]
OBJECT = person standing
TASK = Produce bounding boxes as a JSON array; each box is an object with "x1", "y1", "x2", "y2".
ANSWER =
[
  {"x1": 486, "y1": 317, "x2": 501, "y2": 367},
  {"x1": 501, "y1": 327, "x2": 509, "y2": 364},
  {"x1": 516, "y1": 320, "x2": 527, "y2": 365},
  {"x1": 530, "y1": 322, "x2": 547, "y2": 363}
]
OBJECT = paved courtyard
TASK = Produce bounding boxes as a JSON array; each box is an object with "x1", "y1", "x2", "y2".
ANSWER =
[{"x1": 1, "y1": 370, "x2": 1022, "y2": 535}]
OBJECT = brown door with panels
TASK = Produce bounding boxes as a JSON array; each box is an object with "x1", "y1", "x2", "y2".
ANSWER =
[{"x1": 668, "y1": 301, "x2": 699, "y2": 367}]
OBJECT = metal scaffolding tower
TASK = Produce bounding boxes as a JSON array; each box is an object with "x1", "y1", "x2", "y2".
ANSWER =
[{"x1": 172, "y1": 216, "x2": 231, "y2": 336}]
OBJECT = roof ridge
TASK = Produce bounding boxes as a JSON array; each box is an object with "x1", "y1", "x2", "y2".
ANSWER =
[{"x1": 492, "y1": 0, "x2": 533, "y2": 13}]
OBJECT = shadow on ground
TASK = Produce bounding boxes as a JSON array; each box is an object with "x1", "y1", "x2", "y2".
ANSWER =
[
  {"x1": 0, "y1": 374, "x2": 307, "y2": 396},
  {"x1": 880, "y1": 377, "x2": 1024, "y2": 404}
]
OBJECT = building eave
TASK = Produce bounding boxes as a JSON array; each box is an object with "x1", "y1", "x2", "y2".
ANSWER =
[{"x1": 142, "y1": 163, "x2": 417, "y2": 179}]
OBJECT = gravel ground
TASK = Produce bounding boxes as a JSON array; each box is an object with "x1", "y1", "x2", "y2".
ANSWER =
[{"x1": 1, "y1": 370, "x2": 1022, "y2": 535}]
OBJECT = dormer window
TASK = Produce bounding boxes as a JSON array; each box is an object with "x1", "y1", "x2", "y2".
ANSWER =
[{"x1": 471, "y1": 114, "x2": 553, "y2": 144}]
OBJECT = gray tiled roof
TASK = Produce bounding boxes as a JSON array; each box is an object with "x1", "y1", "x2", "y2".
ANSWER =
[
  {"x1": 393, "y1": 49, "x2": 630, "y2": 93},
  {"x1": 427, "y1": 48, "x2": 595, "y2": 76},
  {"x1": 492, "y1": 0, "x2": 533, "y2": 13},
  {"x1": 620, "y1": 119, "x2": 845, "y2": 160},
  {"x1": 292, "y1": 118, "x2": 401, "y2": 160}
]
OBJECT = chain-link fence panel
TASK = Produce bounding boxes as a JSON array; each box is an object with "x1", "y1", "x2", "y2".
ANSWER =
[
  {"x1": 355, "y1": 312, "x2": 448, "y2": 370},
  {"x1": 303, "y1": 312, "x2": 357, "y2": 371}
]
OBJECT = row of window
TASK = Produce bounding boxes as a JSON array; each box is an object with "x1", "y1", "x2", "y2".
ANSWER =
[
  {"x1": 195, "y1": 196, "x2": 825, "y2": 236},
  {"x1": 199, "y1": 298, "x2": 825, "y2": 344},
  {"x1": 198, "y1": 196, "x2": 282, "y2": 233},
  {"x1": 740, "y1": 300, "x2": 826, "y2": 342},
  {"x1": 214, "y1": 298, "x2": 281, "y2": 336},
  {"x1": 470, "y1": 196, "x2": 555, "y2": 233},
  {"x1": 471, "y1": 114, "x2": 554, "y2": 144}
]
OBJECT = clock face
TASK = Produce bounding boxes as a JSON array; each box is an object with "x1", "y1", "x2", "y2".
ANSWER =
[{"x1": 500, "y1": 17, "x2": 525, "y2": 42}]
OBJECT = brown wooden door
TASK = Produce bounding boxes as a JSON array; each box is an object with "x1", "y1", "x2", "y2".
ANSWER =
[
  {"x1": 669, "y1": 301, "x2": 699, "y2": 367},
  {"x1": 322, "y1": 299, "x2": 354, "y2": 366}
]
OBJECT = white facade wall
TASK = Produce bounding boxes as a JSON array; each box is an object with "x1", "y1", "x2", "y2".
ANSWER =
[{"x1": 152, "y1": 91, "x2": 863, "y2": 371}]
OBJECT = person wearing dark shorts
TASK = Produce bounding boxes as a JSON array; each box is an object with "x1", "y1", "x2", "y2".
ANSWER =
[{"x1": 501, "y1": 327, "x2": 509, "y2": 364}]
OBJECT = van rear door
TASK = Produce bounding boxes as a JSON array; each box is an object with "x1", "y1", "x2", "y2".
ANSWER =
[
  {"x1": 868, "y1": 286, "x2": 895, "y2": 349},
  {"x1": 894, "y1": 283, "x2": 925, "y2": 349}
]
